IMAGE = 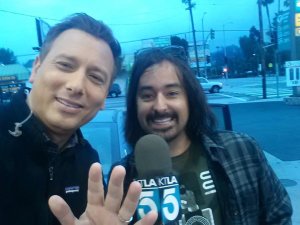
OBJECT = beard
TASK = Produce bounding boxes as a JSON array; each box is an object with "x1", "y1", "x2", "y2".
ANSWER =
[
  {"x1": 144, "y1": 110, "x2": 179, "y2": 142},
  {"x1": 150, "y1": 129, "x2": 179, "y2": 143}
]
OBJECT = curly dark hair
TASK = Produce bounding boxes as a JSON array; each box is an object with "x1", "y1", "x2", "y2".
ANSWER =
[{"x1": 125, "y1": 47, "x2": 216, "y2": 146}]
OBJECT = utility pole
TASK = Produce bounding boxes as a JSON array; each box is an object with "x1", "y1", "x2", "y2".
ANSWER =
[
  {"x1": 183, "y1": 0, "x2": 200, "y2": 77},
  {"x1": 202, "y1": 12, "x2": 207, "y2": 78},
  {"x1": 222, "y1": 22, "x2": 232, "y2": 79},
  {"x1": 222, "y1": 24, "x2": 228, "y2": 79},
  {"x1": 258, "y1": 0, "x2": 267, "y2": 99}
]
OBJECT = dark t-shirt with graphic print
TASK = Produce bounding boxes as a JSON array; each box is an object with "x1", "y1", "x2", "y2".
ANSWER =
[{"x1": 172, "y1": 143, "x2": 222, "y2": 225}]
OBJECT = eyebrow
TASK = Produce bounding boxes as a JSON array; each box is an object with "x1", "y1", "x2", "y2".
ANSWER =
[
  {"x1": 55, "y1": 54, "x2": 77, "y2": 62},
  {"x1": 138, "y1": 83, "x2": 183, "y2": 91},
  {"x1": 55, "y1": 54, "x2": 109, "y2": 78}
]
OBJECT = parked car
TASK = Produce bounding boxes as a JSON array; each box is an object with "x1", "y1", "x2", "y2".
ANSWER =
[
  {"x1": 198, "y1": 77, "x2": 223, "y2": 93},
  {"x1": 81, "y1": 104, "x2": 231, "y2": 180},
  {"x1": 81, "y1": 109, "x2": 130, "y2": 180},
  {"x1": 108, "y1": 83, "x2": 121, "y2": 97}
]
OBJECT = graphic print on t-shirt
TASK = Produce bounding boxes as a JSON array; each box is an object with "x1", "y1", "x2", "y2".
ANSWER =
[{"x1": 179, "y1": 169, "x2": 217, "y2": 225}]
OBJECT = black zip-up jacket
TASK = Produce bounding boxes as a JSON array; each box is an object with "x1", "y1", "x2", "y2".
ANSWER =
[{"x1": 0, "y1": 89, "x2": 100, "y2": 225}]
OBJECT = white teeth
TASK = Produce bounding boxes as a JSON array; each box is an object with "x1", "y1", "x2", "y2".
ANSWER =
[
  {"x1": 153, "y1": 118, "x2": 172, "y2": 123},
  {"x1": 57, "y1": 98, "x2": 81, "y2": 109}
]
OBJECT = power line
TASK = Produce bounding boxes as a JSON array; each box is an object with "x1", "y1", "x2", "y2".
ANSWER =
[
  {"x1": 120, "y1": 31, "x2": 193, "y2": 44},
  {"x1": 16, "y1": 53, "x2": 37, "y2": 57},
  {"x1": 0, "y1": 9, "x2": 59, "y2": 21},
  {"x1": 0, "y1": 8, "x2": 175, "y2": 27},
  {"x1": 109, "y1": 17, "x2": 174, "y2": 26}
]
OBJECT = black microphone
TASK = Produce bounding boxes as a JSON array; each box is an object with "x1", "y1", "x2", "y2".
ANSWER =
[{"x1": 135, "y1": 134, "x2": 182, "y2": 225}]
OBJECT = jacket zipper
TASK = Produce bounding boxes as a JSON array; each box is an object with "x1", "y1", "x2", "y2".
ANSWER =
[{"x1": 49, "y1": 166, "x2": 54, "y2": 181}]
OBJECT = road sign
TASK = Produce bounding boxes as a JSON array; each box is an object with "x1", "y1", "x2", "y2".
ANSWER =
[
  {"x1": 285, "y1": 60, "x2": 300, "y2": 87},
  {"x1": 295, "y1": 13, "x2": 300, "y2": 27},
  {"x1": 296, "y1": 0, "x2": 300, "y2": 12},
  {"x1": 278, "y1": 10, "x2": 290, "y2": 50},
  {"x1": 285, "y1": 60, "x2": 300, "y2": 67}
]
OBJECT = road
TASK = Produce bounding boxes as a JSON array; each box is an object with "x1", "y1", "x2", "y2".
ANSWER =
[
  {"x1": 229, "y1": 101, "x2": 300, "y2": 161},
  {"x1": 106, "y1": 76, "x2": 292, "y2": 105},
  {"x1": 207, "y1": 76, "x2": 292, "y2": 104},
  {"x1": 110, "y1": 75, "x2": 292, "y2": 105}
]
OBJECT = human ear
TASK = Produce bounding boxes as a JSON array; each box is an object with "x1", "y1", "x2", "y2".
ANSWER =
[{"x1": 28, "y1": 56, "x2": 41, "y2": 83}]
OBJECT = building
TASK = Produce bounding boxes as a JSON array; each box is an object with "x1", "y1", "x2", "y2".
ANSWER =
[{"x1": 0, "y1": 64, "x2": 30, "y2": 102}]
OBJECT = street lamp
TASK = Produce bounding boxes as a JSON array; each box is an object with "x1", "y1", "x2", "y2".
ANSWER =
[
  {"x1": 202, "y1": 12, "x2": 207, "y2": 78},
  {"x1": 222, "y1": 21, "x2": 233, "y2": 79},
  {"x1": 252, "y1": 53, "x2": 259, "y2": 74}
]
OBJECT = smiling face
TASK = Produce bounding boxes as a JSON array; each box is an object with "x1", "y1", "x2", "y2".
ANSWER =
[
  {"x1": 136, "y1": 60, "x2": 189, "y2": 144},
  {"x1": 28, "y1": 29, "x2": 114, "y2": 142}
]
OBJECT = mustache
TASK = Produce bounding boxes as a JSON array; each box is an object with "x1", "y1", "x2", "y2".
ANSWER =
[{"x1": 147, "y1": 111, "x2": 177, "y2": 120}]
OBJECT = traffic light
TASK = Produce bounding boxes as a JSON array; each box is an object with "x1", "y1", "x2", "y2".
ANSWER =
[{"x1": 210, "y1": 29, "x2": 215, "y2": 39}]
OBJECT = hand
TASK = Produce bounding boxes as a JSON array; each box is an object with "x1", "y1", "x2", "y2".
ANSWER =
[{"x1": 49, "y1": 163, "x2": 157, "y2": 225}]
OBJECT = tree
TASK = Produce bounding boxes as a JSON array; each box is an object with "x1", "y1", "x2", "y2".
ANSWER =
[
  {"x1": 226, "y1": 45, "x2": 245, "y2": 75},
  {"x1": 239, "y1": 25, "x2": 278, "y2": 75},
  {"x1": 249, "y1": 26, "x2": 260, "y2": 41},
  {"x1": 0, "y1": 48, "x2": 17, "y2": 65},
  {"x1": 170, "y1": 36, "x2": 189, "y2": 58},
  {"x1": 283, "y1": 0, "x2": 290, "y2": 8},
  {"x1": 239, "y1": 26, "x2": 261, "y2": 73},
  {"x1": 240, "y1": 27, "x2": 260, "y2": 58},
  {"x1": 211, "y1": 45, "x2": 245, "y2": 77}
]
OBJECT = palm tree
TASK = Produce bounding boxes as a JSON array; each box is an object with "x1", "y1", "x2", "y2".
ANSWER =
[
  {"x1": 283, "y1": 0, "x2": 290, "y2": 8},
  {"x1": 261, "y1": 0, "x2": 275, "y2": 32}
]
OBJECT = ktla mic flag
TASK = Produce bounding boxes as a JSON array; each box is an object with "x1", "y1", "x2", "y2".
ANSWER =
[{"x1": 136, "y1": 175, "x2": 182, "y2": 224}]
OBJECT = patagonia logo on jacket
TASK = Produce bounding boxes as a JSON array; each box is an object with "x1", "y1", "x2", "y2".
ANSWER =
[{"x1": 65, "y1": 186, "x2": 80, "y2": 194}]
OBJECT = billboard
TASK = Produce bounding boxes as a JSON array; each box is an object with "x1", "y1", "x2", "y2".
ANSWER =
[
  {"x1": 278, "y1": 10, "x2": 291, "y2": 50},
  {"x1": 35, "y1": 18, "x2": 51, "y2": 47},
  {"x1": 188, "y1": 43, "x2": 210, "y2": 68},
  {"x1": 141, "y1": 37, "x2": 170, "y2": 48},
  {"x1": 295, "y1": 0, "x2": 300, "y2": 36},
  {"x1": 296, "y1": 0, "x2": 300, "y2": 12}
]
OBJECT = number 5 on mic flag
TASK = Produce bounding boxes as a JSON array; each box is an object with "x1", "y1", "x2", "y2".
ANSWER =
[{"x1": 136, "y1": 175, "x2": 182, "y2": 224}]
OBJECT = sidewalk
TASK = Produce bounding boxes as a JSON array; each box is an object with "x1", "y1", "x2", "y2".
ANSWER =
[
  {"x1": 265, "y1": 152, "x2": 300, "y2": 224},
  {"x1": 228, "y1": 100, "x2": 300, "y2": 224}
]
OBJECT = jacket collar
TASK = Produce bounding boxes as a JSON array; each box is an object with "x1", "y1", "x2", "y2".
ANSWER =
[{"x1": 7, "y1": 88, "x2": 82, "y2": 152}]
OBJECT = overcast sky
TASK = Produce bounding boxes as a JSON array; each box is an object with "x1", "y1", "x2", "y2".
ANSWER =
[{"x1": 0, "y1": 0, "x2": 282, "y2": 63}]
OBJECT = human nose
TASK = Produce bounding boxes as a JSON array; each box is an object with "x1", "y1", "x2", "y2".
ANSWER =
[
  {"x1": 65, "y1": 71, "x2": 85, "y2": 95},
  {"x1": 153, "y1": 93, "x2": 167, "y2": 112}
]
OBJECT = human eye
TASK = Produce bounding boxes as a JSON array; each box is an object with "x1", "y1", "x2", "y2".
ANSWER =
[
  {"x1": 56, "y1": 61, "x2": 74, "y2": 71},
  {"x1": 88, "y1": 73, "x2": 105, "y2": 85},
  {"x1": 166, "y1": 89, "x2": 180, "y2": 98},
  {"x1": 139, "y1": 91, "x2": 154, "y2": 101}
]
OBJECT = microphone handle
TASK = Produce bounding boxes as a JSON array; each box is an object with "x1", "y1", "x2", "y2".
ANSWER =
[{"x1": 136, "y1": 175, "x2": 182, "y2": 225}]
